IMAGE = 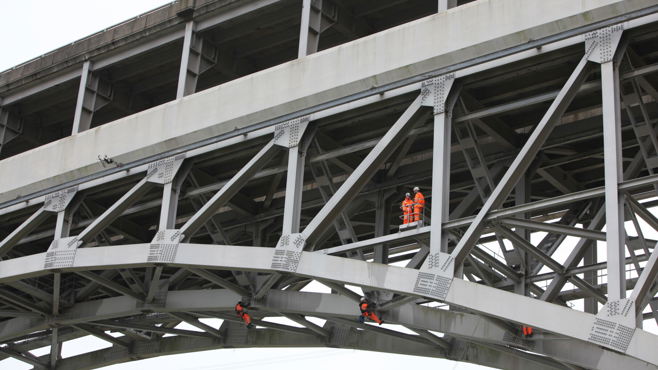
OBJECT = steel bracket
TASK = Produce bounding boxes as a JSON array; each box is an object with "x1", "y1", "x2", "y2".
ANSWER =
[
  {"x1": 273, "y1": 116, "x2": 310, "y2": 148},
  {"x1": 44, "y1": 236, "x2": 82, "y2": 269},
  {"x1": 414, "y1": 251, "x2": 454, "y2": 301},
  {"x1": 148, "y1": 229, "x2": 183, "y2": 263},
  {"x1": 146, "y1": 155, "x2": 186, "y2": 184},
  {"x1": 43, "y1": 187, "x2": 78, "y2": 213},
  {"x1": 270, "y1": 233, "x2": 305, "y2": 272},
  {"x1": 421, "y1": 74, "x2": 455, "y2": 115},
  {"x1": 587, "y1": 298, "x2": 636, "y2": 352},
  {"x1": 585, "y1": 25, "x2": 624, "y2": 64}
]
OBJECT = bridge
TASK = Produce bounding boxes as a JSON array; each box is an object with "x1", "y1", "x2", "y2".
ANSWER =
[{"x1": 1, "y1": 0, "x2": 658, "y2": 368}]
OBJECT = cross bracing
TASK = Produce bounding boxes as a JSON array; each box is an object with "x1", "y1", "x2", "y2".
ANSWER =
[{"x1": 2, "y1": 1, "x2": 658, "y2": 369}]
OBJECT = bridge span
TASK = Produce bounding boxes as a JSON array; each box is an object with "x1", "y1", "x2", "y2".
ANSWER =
[{"x1": 1, "y1": 0, "x2": 658, "y2": 369}]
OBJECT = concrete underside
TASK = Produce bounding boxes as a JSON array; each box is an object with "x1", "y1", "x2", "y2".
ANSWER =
[{"x1": 1, "y1": 0, "x2": 654, "y2": 204}]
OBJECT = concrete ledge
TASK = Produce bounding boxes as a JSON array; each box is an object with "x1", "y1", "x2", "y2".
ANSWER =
[{"x1": 0, "y1": 0, "x2": 655, "y2": 203}]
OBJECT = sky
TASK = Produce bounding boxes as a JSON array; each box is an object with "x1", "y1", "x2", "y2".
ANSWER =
[
  {"x1": 0, "y1": 1, "x2": 490, "y2": 369},
  {"x1": 1, "y1": 1, "x2": 657, "y2": 370}
]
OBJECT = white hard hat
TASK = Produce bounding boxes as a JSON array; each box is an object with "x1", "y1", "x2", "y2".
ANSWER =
[
  {"x1": 405, "y1": 193, "x2": 411, "y2": 197},
  {"x1": 360, "y1": 297, "x2": 366, "y2": 302},
  {"x1": 413, "y1": 186, "x2": 420, "y2": 192}
]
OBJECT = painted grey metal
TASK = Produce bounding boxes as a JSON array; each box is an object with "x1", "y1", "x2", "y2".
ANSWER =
[
  {"x1": 438, "y1": 0, "x2": 457, "y2": 11},
  {"x1": 3, "y1": 5, "x2": 658, "y2": 370},
  {"x1": 425, "y1": 75, "x2": 456, "y2": 256},
  {"x1": 4, "y1": 6, "x2": 658, "y2": 211},
  {"x1": 302, "y1": 94, "x2": 428, "y2": 246},
  {"x1": 179, "y1": 141, "x2": 280, "y2": 240},
  {"x1": 595, "y1": 26, "x2": 626, "y2": 301},
  {"x1": 630, "y1": 242, "x2": 658, "y2": 316},
  {"x1": 71, "y1": 61, "x2": 112, "y2": 134},
  {"x1": 450, "y1": 53, "x2": 592, "y2": 267}
]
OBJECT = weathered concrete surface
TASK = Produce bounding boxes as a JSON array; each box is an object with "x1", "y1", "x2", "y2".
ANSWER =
[
  {"x1": 0, "y1": 0, "x2": 240, "y2": 94},
  {"x1": 0, "y1": 0, "x2": 655, "y2": 203}
]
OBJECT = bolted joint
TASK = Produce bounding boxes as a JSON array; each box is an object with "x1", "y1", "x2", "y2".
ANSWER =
[
  {"x1": 44, "y1": 236, "x2": 82, "y2": 269},
  {"x1": 43, "y1": 187, "x2": 78, "y2": 213},
  {"x1": 584, "y1": 25, "x2": 624, "y2": 64},
  {"x1": 421, "y1": 73, "x2": 455, "y2": 115},
  {"x1": 273, "y1": 116, "x2": 310, "y2": 148},
  {"x1": 270, "y1": 233, "x2": 306, "y2": 272},
  {"x1": 587, "y1": 298, "x2": 636, "y2": 352},
  {"x1": 148, "y1": 229, "x2": 183, "y2": 263},
  {"x1": 146, "y1": 154, "x2": 186, "y2": 184},
  {"x1": 414, "y1": 251, "x2": 455, "y2": 301}
]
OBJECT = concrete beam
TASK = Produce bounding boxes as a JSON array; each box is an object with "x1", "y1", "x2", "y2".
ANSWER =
[{"x1": 2, "y1": 0, "x2": 655, "y2": 204}]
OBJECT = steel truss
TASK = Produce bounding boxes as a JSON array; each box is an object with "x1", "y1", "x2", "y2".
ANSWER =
[{"x1": 2, "y1": 10, "x2": 658, "y2": 370}]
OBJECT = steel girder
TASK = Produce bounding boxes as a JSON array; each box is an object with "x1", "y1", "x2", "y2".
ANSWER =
[
  {"x1": 2, "y1": 11, "x2": 658, "y2": 370},
  {"x1": 0, "y1": 245, "x2": 655, "y2": 369}
]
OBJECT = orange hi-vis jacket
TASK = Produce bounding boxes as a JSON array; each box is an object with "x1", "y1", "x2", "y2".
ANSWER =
[
  {"x1": 414, "y1": 192, "x2": 425, "y2": 207},
  {"x1": 401, "y1": 198, "x2": 414, "y2": 224},
  {"x1": 413, "y1": 192, "x2": 425, "y2": 221}
]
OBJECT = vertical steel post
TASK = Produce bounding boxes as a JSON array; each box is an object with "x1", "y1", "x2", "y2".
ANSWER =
[
  {"x1": 513, "y1": 175, "x2": 530, "y2": 295},
  {"x1": 374, "y1": 190, "x2": 390, "y2": 263},
  {"x1": 71, "y1": 61, "x2": 93, "y2": 134},
  {"x1": 177, "y1": 21, "x2": 205, "y2": 99},
  {"x1": 438, "y1": 0, "x2": 457, "y2": 12},
  {"x1": 159, "y1": 182, "x2": 180, "y2": 230},
  {"x1": 428, "y1": 81, "x2": 454, "y2": 255},
  {"x1": 298, "y1": 0, "x2": 322, "y2": 57},
  {"x1": 590, "y1": 26, "x2": 626, "y2": 301},
  {"x1": 282, "y1": 145, "x2": 306, "y2": 234}
]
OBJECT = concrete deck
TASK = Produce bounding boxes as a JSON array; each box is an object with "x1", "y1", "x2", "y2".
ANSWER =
[{"x1": 0, "y1": 0, "x2": 655, "y2": 203}]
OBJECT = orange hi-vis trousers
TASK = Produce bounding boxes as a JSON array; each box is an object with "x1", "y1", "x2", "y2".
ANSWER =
[
  {"x1": 401, "y1": 199, "x2": 413, "y2": 224},
  {"x1": 362, "y1": 311, "x2": 382, "y2": 324}
]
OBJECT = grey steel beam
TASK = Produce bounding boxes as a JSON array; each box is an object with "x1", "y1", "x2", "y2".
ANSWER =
[
  {"x1": 180, "y1": 141, "x2": 279, "y2": 240},
  {"x1": 77, "y1": 177, "x2": 153, "y2": 244},
  {"x1": 76, "y1": 271, "x2": 144, "y2": 301},
  {"x1": 298, "y1": 0, "x2": 323, "y2": 57},
  {"x1": 187, "y1": 268, "x2": 249, "y2": 296},
  {"x1": 168, "y1": 312, "x2": 223, "y2": 339},
  {"x1": 4, "y1": 243, "x2": 657, "y2": 366},
  {"x1": 600, "y1": 46, "x2": 626, "y2": 301},
  {"x1": 282, "y1": 145, "x2": 306, "y2": 234},
  {"x1": 627, "y1": 195, "x2": 658, "y2": 232},
  {"x1": 0, "y1": 106, "x2": 22, "y2": 154},
  {"x1": 500, "y1": 218, "x2": 607, "y2": 241},
  {"x1": 176, "y1": 21, "x2": 216, "y2": 99},
  {"x1": 281, "y1": 313, "x2": 329, "y2": 337},
  {"x1": 177, "y1": 21, "x2": 198, "y2": 99},
  {"x1": 316, "y1": 279, "x2": 361, "y2": 302},
  {"x1": 0, "y1": 207, "x2": 50, "y2": 257},
  {"x1": 0, "y1": 347, "x2": 47, "y2": 369},
  {"x1": 630, "y1": 242, "x2": 658, "y2": 316},
  {"x1": 51, "y1": 327, "x2": 458, "y2": 370},
  {"x1": 73, "y1": 324, "x2": 131, "y2": 348},
  {"x1": 94, "y1": 320, "x2": 211, "y2": 338},
  {"x1": 496, "y1": 225, "x2": 565, "y2": 273},
  {"x1": 0, "y1": 290, "x2": 48, "y2": 315},
  {"x1": 302, "y1": 94, "x2": 428, "y2": 246},
  {"x1": 71, "y1": 61, "x2": 112, "y2": 134},
  {"x1": 438, "y1": 0, "x2": 457, "y2": 12},
  {"x1": 451, "y1": 54, "x2": 591, "y2": 266},
  {"x1": 429, "y1": 77, "x2": 457, "y2": 255}
]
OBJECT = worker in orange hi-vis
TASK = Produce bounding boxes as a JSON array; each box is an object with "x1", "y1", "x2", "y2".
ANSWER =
[
  {"x1": 522, "y1": 325, "x2": 533, "y2": 337},
  {"x1": 359, "y1": 297, "x2": 383, "y2": 325},
  {"x1": 400, "y1": 193, "x2": 413, "y2": 224},
  {"x1": 412, "y1": 186, "x2": 425, "y2": 222},
  {"x1": 235, "y1": 301, "x2": 254, "y2": 328}
]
